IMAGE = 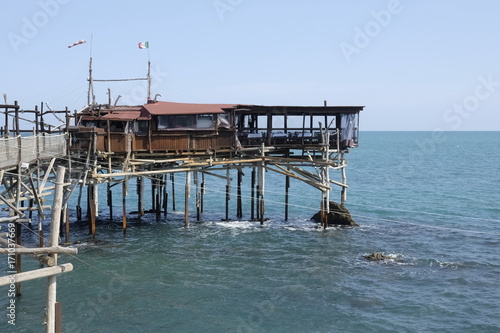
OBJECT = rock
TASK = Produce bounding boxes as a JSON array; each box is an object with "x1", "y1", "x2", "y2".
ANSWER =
[
  {"x1": 311, "y1": 201, "x2": 358, "y2": 226},
  {"x1": 364, "y1": 252, "x2": 386, "y2": 261},
  {"x1": 364, "y1": 252, "x2": 398, "y2": 261}
]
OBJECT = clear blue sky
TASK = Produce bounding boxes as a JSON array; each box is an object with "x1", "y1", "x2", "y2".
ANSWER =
[{"x1": 1, "y1": 0, "x2": 499, "y2": 130}]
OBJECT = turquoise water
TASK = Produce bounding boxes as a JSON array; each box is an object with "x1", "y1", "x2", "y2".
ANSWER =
[{"x1": 2, "y1": 132, "x2": 499, "y2": 332}]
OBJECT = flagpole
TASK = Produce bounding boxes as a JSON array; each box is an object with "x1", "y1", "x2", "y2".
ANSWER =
[
  {"x1": 147, "y1": 45, "x2": 151, "y2": 100},
  {"x1": 88, "y1": 34, "x2": 94, "y2": 106}
]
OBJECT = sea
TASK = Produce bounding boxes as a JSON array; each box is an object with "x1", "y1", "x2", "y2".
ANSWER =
[{"x1": 2, "y1": 131, "x2": 499, "y2": 333}]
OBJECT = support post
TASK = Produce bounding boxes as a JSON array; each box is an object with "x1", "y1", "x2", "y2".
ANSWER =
[
  {"x1": 171, "y1": 173, "x2": 176, "y2": 211},
  {"x1": 137, "y1": 176, "x2": 144, "y2": 219},
  {"x1": 184, "y1": 172, "x2": 190, "y2": 227},
  {"x1": 225, "y1": 167, "x2": 230, "y2": 221},
  {"x1": 89, "y1": 184, "x2": 96, "y2": 241},
  {"x1": 251, "y1": 167, "x2": 256, "y2": 220},
  {"x1": 64, "y1": 206, "x2": 70, "y2": 244},
  {"x1": 195, "y1": 171, "x2": 201, "y2": 222},
  {"x1": 15, "y1": 221, "x2": 22, "y2": 296},
  {"x1": 285, "y1": 172, "x2": 290, "y2": 221},
  {"x1": 151, "y1": 174, "x2": 156, "y2": 212},
  {"x1": 201, "y1": 173, "x2": 205, "y2": 214},
  {"x1": 107, "y1": 157, "x2": 113, "y2": 222},
  {"x1": 155, "y1": 176, "x2": 161, "y2": 222},
  {"x1": 341, "y1": 153, "x2": 347, "y2": 205},
  {"x1": 258, "y1": 144, "x2": 266, "y2": 225},
  {"x1": 163, "y1": 174, "x2": 168, "y2": 218},
  {"x1": 46, "y1": 166, "x2": 65, "y2": 333},
  {"x1": 237, "y1": 167, "x2": 243, "y2": 219},
  {"x1": 122, "y1": 178, "x2": 127, "y2": 234}
]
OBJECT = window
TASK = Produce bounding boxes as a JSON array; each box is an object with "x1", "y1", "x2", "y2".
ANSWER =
[
  {"x1": 196, "y1": 114, "x2": 214, "y2": 128},
  {"x1": 134, "y1": 121, "x2": 149, "y2": 136}
]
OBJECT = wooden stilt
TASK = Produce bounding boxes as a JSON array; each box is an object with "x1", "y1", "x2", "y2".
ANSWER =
[
  {"x1": 195, "y1": 171, "x2": 201, "y2": 222},
  {"x1": 341, "y1": 161, "x2": 347, "y2": 205},
  {"x1": 64, "y1": 206, "x2": 70, "y2": 244},
  {"x1": 171, "y1": 173, "x2": 176, "y2": 211},
  {"x1": 55, "y1": 302, "x2": 62, "y2": 333},
  {"x1": 107, "y1": 183, "x2": 113, "y2": 222},
  {"x1": 137, "y1": 176, "x2": 144, "y2": 219},
  {"x1": 46, "y1": 166, "x2": 65, "y2": 333},
  {"x1": 28, "y1": 198, "x2": 34, "y2": 225},
  {"x1": 237, "y1": 167, "x2": 243, "y2": 219},
  {"x1": 151, "y1": 174, "x2": 156, "y2": 212},
  {"x1": 201, "y1": 173, "x2": 205, "y2": 214},
  {"x1": 163, "y1": 174, "x2": 168, "y2": 218},
  {"x1": 251, "y1": 167, "x2": 256, "y2": 220},
  {"x1": 225, "y1": 167, "x2": 230, "y2": 221},
  {"x1": 108, "y1": 156, "x2": 113, "y2": 222},
  {"x1": 322, "y1": 193, "x2": 328, "y2": 229},
  {"x1": 15, "y1": 221, "x2": 22, "y2": 296},
  {"x1": 89, "y1": 184, "x2": 96, "y2": 241},
  {"x1": 258, "y1": 145, "x2": 266, "y2": 225},
  {"x1": 154, "y1": 175, "x2": 162, "y2": 222},
  {"x1": 122, "y1": 178, "x2": 127, "y2": 234},
  {"x1": 285, "y1": 172, "x2": 290, "y2": 221},
  {"x1": 184, "y1": 172, "x2": 190, "y2": 227}
]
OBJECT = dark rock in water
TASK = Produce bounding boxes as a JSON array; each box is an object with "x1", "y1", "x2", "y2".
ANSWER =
[
  {"x1": 364, "y1": 252, "x2": 398, "y2": 261},
  {"x1": 364, "y1": 252, "x2": 386, "y2": 261},
  {"x1": 311, "y1": 201, "x2": 358, "y2": 226}
]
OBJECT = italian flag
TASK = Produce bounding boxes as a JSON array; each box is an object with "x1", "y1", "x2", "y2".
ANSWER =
[{"x1": 138, "y1": 41, "x2": 149, "y2": 49}]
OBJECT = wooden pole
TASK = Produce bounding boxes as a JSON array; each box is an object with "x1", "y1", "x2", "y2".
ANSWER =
[
  {"x1": 258, "y1": 145, "x2": 265, "y2": 225},
  {"x1": 46, "y1": 166, "x2": 65, "y2": 333},
  {"x1": 341, "y1": 160, "x2": 347, "y2": 205},
  {"x1": 14, "y1": 101, "x2": 20, "y2": 136},
  {"x1": 151, "y1": 173, "x2": 156, "y2": 212},
  {"x1": 251, "y1": 167, "x2": 256, "y2": 220},
  {"x1": 237, "y1": 167, "x2": 243, "y2": 219},
  {"x1": 107, "y1": 183, "x2": 113, "y2": 222},
  {"x1": 107, "y1": 156, "x2": 113, "y2": 222},
  {"x1": 184, "y1": 172, "x2": 190, "y2": 227},
  {"x1": 55, "y1": 302, "x2": 62, "y2": 333},
  {"x1": 0, "y1": 246, "x2": 78, "y2": 255},
  {"x1": 163, "y1": 174, "x2": 168, "y2": 218},
  {"x1": 14, "y1": 164, "x2": 22, "y2": 295},
  {"x1": 195, "y1": 172, "x2": 201, "y2": 222},
  {"x1": 15, "y1": 221, "x2": 22, "y2": 296},
  {"x1": 137, "y1": 176, "x2": 144, "y2": 219},
  {"x1": 200, "y1": 173, "x2": 205, "y2": 214},
  {"x1": 155, "y1": 176, "x2": 161, "y2": 222},
  {"x1": 171, "y1": 173, "x2": 176, "y2": 211},
  {"x1": 225, "y1": 167, "x2": 230, "y2": 221},
  {"x1": 0, "y1": 264, "x2": 73, "y2": 286},
  {"x1": 37, "y1": 165, "x2": 44, "y2": 248},
  {"x1": 64, "y1": 206, "x2": 70, "y2": 244},
  {"x1": 122, "y1": 178, "x2": 127, "y2": 234},
  {"x1": 89, "y1": 184, "x2": 96, "y2": 241},
  {"x1": 285, "y1": 172, "x2": 290, "y2": 221}
]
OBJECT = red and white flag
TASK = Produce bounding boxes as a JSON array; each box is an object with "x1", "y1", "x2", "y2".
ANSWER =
[{"x1": 68, "y1": 40, "x2": 87, "y2": 48}]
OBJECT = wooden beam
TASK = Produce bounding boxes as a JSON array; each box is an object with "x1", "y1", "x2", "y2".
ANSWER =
[
  {"x1": 0, "y1": 264, "x2": 73, "y2": 286},
  {"x1": 0, "y1": 246, "x2": 78, "y2": 255}
]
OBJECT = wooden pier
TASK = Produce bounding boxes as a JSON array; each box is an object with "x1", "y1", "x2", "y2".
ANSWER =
[
  {"x1": 1, "y1": 98, "x2": 363, "y2": 233},
  {"x1": 1, "y1": 90, "x2": 362, "y2": 330}
]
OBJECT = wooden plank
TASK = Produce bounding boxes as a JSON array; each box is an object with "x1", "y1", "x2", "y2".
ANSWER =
[
  {"x1": 0, "y1": 246, "x2": 78, "y2": 255},
  {"x1": 0, "y1": 193, "x2": 25, "y2": 217},
  {"x1": 0, "y1": 264, "x2": 73, "y2": 286}
]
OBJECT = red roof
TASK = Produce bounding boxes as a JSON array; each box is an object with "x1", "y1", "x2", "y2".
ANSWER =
[
  {"x1": 101, "y1": 111, "x2": 143, "y2": 121},
  {"x1": 142, "y1": 101, "x2": 235, "y2": 115}
]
